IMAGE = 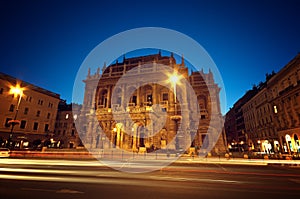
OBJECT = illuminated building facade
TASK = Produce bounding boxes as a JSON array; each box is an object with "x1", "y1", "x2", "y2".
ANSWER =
[
  {"x1": 0, "y1": 72, "x2": 60, "y2": 148},
  {"x1": 242, "y1": 53, "x2": 300, "y2": 154},
  {"x1": 79, "y1": 52, "x2": 226, "y2": 154}
]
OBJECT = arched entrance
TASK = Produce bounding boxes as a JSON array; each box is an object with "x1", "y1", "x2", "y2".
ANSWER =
[
  {"x1": 131, "y1": 122, "x2": 147, "y2": 152},
  {"x1": 285, "y1": 134, "x2": 293, "y2": 153}
]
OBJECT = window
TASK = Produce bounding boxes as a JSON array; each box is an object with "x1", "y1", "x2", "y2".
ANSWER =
[
  {"x1": 63, "y1": 130, "x2": 66, "y2": 136},
  {"x1": 44, "y1": 124, "x2": 49, "y2": 132},
  {"x1": 147, "y1": 94, "x2": 152, "y2": 104},
  {"x1": 131, "y1": 96, "x2": 137, "y2": 105},
  {"x1": 48, "y1": 102, "x2": 53, "y2": 108},
  {"x1": 9, "y1": 104, "x2": 14, "y2": 112},
  {"x1": 5, "y1": 118, "x2": 12, "y2": 127},
  {"x1": 24, "y1": 107, "x2": 29, "y2": 115},
  {"x1": 20, "y1": 120, "x2": 26, "y2": 129},
  {"x1": 162, "y1": 93, "x2": 168, "y2": 101},
  {"x1": 117, "y1": 97, "x2": 122, "y2": 105},
  {"x1": 38, "y1": 99, "x2": 43, "y2": 105},
  {"x1": 26, "y1": 96, "x2": 32, "y2": 102},
  {"x1": 47, "y1": 113, "x2": 51, "y2": 119},
  {"x1": 63, "y1": 123, "x2": 68, "y2": 128},
  {"x1": 71, "y1": 129, "x2": 75, "y2": 136},
  {"x1": 65, "y1": 114, "x2": 69, "y2": 119},
  {"x1": 36, "y1": 110, "x2": 41, "y2": 117},
  {"x1": 0, "y1": 88, "x2": 3, "y2": 94},
  {"x1": 33, "y1": 122, "x2": 38, "y2": 130}
]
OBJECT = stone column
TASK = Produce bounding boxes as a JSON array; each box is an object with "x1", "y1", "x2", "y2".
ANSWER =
[
  {"x1": 132, "y1": 128, "x2": 137, "y2": 151},
  {"x1": 107, "y1": 85, "x2": 111, "y2": 108},
  {"x1": 153, "y1": 84, "x2": 157, "y2": 105},
  {"x1": 121, "y1": 85, "x2": 125, "y2": 109},
  {"x1": 137, "y1": 85, "x2": 140, "y2": 107}
]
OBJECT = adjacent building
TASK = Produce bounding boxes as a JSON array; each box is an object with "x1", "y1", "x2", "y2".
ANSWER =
[
  {"x1": 53, "y1": 100, "x2": 83, "y2": 148},
  {"x1": 224, "y1": 89, "x2": 258, "y2": 151},
  {"x1": 227, "y1": 53, "x2": 300, "y2": 154},
  {"x1": 0, "y1": 72, "x2": 60, "y2": 148}
]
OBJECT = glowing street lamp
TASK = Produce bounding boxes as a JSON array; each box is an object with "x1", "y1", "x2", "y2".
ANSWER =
[
  {"x1": 7, "y1": 83, "x2": 24, "y2": 148},
  {"x1": 170, "y1": 73, "x2": 179, "y2": 104}
]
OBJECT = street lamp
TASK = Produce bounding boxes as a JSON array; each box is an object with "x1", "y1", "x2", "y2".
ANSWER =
[
  {"x1": 7, "y1": 83, "x2": 24, "y2": 148},
  {"x1": 169, "y1": 72, "x2": 182, "y2": 116},
  {"x1": 170, "y1": 73, "x2": 179, "y2": 104},
  {"x1": 169, "y1": 72, "x2": 182, "y2": 151}
]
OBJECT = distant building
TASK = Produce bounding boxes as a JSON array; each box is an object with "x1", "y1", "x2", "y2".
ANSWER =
[
  {"x1": 53, "y1": 100, "x2": 82, "y2": 148},
  {"x1": 224, "y1": 89, "x2": 258, "y2": 151},
  {"x1": 79, "y1": 52, "x2": 226, "y2": 154},
  {"x1": 0, "y1": 72, "x2": 60, "y2": 148}
]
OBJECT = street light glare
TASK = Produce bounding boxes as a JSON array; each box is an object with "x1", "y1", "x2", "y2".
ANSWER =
[
  {"x1": 170, "y1": 74, "x2": 179, "y2": 84},
  {"x1": 9, "y1": 84, "x2": 24, "y2": 96}
]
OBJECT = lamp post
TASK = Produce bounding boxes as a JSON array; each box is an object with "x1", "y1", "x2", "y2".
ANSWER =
[
  {"x1": 169, "y1": 73, "x2": 182, "y2": 151},
  {"x1": 170, "y1": 73, "x2": 179, "y2": 114},
  {"x1": 7, "y1": 83, "x2": 24, "y2": 148}
]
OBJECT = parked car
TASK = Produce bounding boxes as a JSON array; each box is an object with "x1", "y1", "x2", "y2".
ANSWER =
[{"x1": 0, "y1": 148, "x2": 10, "y2": 158}]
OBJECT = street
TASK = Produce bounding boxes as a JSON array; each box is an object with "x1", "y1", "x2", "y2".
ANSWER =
[{"x1": 0, "y1": 158, "x2": 300, "y2": 199}]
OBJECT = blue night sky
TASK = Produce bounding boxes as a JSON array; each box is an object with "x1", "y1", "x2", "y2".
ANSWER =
[{"x1": 0, "y1": 0, "x2": 299, "y2": 114}]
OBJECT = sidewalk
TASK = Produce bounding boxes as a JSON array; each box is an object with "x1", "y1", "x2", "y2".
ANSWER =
[
  {"x1": 176, "y1": 156, "x2": 300, "y2": 167},
  {"x1": 9, "y1": 150, "x2": 300, "y2": 167}
]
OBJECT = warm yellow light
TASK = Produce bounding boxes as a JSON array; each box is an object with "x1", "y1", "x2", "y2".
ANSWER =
[
  {"x1": 113, "y1": 127, "x2": 117, "y2": 132},
  {"x1": 170, "y1": 74, "x2": 179, "y2": 84},
  {"x1": 10, "y1": 84, "x2": 24, "y2": 96},
  {"x1": 273, "y1": 105, "x2": 278, "y2": 114}
]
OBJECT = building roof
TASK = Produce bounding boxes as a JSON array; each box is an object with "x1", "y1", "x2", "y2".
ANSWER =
[{"x1": 0, "y1": 72, "x2": 60, "y2": 99}]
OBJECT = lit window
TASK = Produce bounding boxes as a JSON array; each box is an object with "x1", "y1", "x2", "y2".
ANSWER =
[
  {"x1": 273, "y1": 105, "x2": 278, "y2": 114},
  {"x1": 65, "y1": 114, "x2": 69, "y2": 119}
]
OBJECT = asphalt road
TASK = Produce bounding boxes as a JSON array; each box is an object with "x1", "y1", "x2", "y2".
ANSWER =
[{"x1": 0, "y1": 158, "x2": 300, "y2": 199}]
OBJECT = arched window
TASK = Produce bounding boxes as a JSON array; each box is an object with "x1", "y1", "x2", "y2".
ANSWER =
[
  {"x1": 197, "y1": 95, "x2": 207, "y2": 110},
  {"x1": 141, "y1": 85, "x2": 153, "y2": 106},
  {"x1": 98, "y1": 89, "x2": 108, "y2": 108},
  {"x1": 112, "y1": 87, "x2": 122, "y2": 106},
  {"x1": 127, "y1": 86, "x2": 137, "y2": 106}
]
